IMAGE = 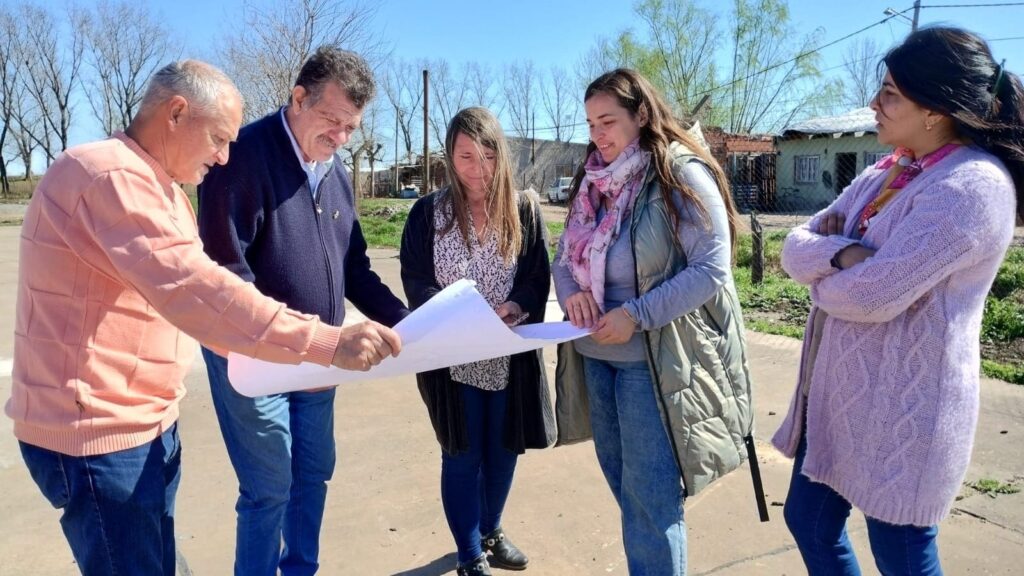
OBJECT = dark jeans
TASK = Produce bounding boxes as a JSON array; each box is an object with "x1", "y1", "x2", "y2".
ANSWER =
[
  {"x1": 440, "y1": 383, "x2": 519, "y2": 564},
  {"x1": 784, "y1": 432, "x2": 943, "y2": 575},
  {"x1": 203, "y1": 347, "x2": 336, "y2": 576},
  {"x1": 20, "y1": 424, "x2": 181, "y2": 576}
]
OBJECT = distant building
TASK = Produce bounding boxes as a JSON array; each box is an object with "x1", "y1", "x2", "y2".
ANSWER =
[
  {"x1": 507, "y1": 137, "x2": 588, "y2": 194},
  {"x1": 702, "y1": 125, "x2": 777, "y2": 212},
  {"x1": 776, "y1": 107, "x2": 891, "y2": 211}
]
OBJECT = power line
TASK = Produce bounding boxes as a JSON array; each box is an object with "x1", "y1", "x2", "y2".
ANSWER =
[
  {"x1": 507, "y1": 17, "x2": 905, "y2": 134},
  {"x1": 691, "y1": 6, "x2": 915, "y2": 99},
  {"x1": 921, "y1": 2, "x2": 1024, "y2": 6},
  {"x1": 990, "y1": 36, "x2": 1024, "y2": 41}
]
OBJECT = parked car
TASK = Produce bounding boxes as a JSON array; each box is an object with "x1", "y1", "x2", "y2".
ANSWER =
[{"x1": 547, "y1": 176, "x2": 573, "y2": 203}]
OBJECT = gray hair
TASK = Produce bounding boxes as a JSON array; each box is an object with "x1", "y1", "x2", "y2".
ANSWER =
[
  {"x1": 139, "y1": 59, "x2": 242, "y2": 116},
  {"x1": 294, "y1": 46, "x2": 375, "y2": 109}
]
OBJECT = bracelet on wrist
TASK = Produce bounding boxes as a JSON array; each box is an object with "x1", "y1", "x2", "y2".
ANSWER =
[{"x1": 622, "y1": 307, "x2": 640, "y2": 328}]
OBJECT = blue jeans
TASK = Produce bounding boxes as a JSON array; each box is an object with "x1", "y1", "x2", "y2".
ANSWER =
[
  {"x1": 583, "y1": 357, "x2": 687, "y2": 576},
  {"x1": 203, "y1": 348, "x2": 337, "y2": 576},
  {"x1": 440, "y1": 383, "x2": 519, "y2": 564},
  {"x1": 19, "y1": 424, "x2": 181, "y2": 576},
  {"x1": 784, "y1": 432, "x2": 943, "y2": 575}
]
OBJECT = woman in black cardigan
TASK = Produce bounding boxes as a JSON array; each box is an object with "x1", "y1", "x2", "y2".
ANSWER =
[{"x1": 400, "y1": 107, "x2": 554, "y2": 576}]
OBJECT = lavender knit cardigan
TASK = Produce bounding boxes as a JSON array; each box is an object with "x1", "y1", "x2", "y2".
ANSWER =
[{"x1": 772, "y1": 146, "x2": 1016, "y2": 527}]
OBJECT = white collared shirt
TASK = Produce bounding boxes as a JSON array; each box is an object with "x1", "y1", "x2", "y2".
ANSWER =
[{"x1": 280, "y1": 108, "x2": 334, "y2": 197}]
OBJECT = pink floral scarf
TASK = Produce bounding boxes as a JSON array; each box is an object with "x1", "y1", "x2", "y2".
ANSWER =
[{"x1": 560, "y1": 139, "x2": 651, "y2": 309}]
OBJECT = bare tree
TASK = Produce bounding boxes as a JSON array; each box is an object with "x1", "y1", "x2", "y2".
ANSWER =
[
  {"x1": 83, "y1": 1, "x2": 178, "y2": 135},
  {"x1": 502, "y1": 61, "x2": 538, "y2": 139},
  {"x1": 426, "y1": 59, "x2": 468, "y2": 150},
  {"x1": 19, "y1": 3, "x2": 87, "y2": 164},
  {"x1": 841, "y1": 37, "x2": 882, "y2": 109},
  {"x1": 464, "y1": 61, "x2": 500, "y2": 112},
  {"x1": 381, "y1": 59, "x2": 422, "y2": 164},
  {"x1": 0, "y1": 7, "x2": 19, "y2": 195},
  {"x1": 575, "y1": 38, "x2": 617, "y2": 90},
  {"x1": 7, "y1": 92, "x2": 38, "y2": 181},
  {"x1": 342, "y1": 98, "x2": 384, "y2": 201},
  {"x1": 222, "y1": 0, "x2": 386, "y2": 121},
  {"x1": 540, "y1": 66, "x2": 578, "y2": 141}
]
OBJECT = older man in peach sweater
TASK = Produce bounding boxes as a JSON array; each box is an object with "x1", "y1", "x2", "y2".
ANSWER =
[{"x1": 5, "y1": 59, "x2": 401, "y2": 576}]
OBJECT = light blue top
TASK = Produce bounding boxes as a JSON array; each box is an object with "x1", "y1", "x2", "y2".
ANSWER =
[{"x1": 553, "y1": 161, "x2": 733, "y2": 362}]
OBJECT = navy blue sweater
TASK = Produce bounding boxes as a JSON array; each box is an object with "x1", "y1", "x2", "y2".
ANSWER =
[{"x1": 197, "y1": 110, "x2": 407, "y2": 328}]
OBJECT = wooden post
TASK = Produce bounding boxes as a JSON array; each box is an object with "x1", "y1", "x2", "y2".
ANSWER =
[
  {"x1": 422, "y1": 69, "x2": 429, "y2": 193},
  {"x1": 751, "y1": 212, "x2": 764, "y2": 285}
]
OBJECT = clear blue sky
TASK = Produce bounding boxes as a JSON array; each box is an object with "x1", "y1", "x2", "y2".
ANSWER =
[
  {"x1": 22, "y1": 0, "x2": 1024, "y2": 169},
  {"x1": 157, "y1": 0, "x2": 1022, "y2": 71}
]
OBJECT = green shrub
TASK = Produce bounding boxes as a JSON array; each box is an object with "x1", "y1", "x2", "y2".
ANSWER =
[
  {"x1": 981, "y1": 297, "x2": 1024, "y2": 342},
  {"x1": 991, "y1": 249, "x2": 1024, "y2": 299}
]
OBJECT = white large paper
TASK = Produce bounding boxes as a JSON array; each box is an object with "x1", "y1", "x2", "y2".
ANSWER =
[{"x1": 227, "y1": 279, "x2": 590, "y2": 397}]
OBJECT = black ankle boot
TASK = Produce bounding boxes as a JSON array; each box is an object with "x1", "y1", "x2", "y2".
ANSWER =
[
  {"x1": 481, "y1": 527, "x2": 529, "y2": 570},
  {"x1": 456, "y1": 554, "x2": 492, "y2": 576}
]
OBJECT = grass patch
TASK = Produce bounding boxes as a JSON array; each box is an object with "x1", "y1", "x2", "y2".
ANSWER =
[
  {"x1": 981, "y1": 360, "x2": 1024, "y2": 385},
  {"x1": 744, "y1": 318, "x2": 805, "y2": 339},
  {"x1": 546, "y1": 221, "x2": 564, "y2": 260},
  {"x1": 966, "y1": 478, "x2": 1021, "y2": 498},
  {"x1": 358, "y1": 199, "x2": 412, "y2": 248}
]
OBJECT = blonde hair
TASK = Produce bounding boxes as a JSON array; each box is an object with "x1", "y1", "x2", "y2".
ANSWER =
[
  {"x1": 440, "y1": 107, "x2": 522, "y2": 263},
  {"x1": 570, "y1": 68, "x2": 740, "y2": 255}
]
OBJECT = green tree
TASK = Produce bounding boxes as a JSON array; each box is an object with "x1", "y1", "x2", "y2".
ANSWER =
[
  {"x1": 726, "y1": 0, "x2": 834, "y2": 133},
  {"x1": 579, "y1": 0, "x2": 840, "y2": 133}
]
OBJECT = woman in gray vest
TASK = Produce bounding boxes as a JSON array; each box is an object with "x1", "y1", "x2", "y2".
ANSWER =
[{"x1": 553, "y1": 68, "x2": 761, "y2": 575}]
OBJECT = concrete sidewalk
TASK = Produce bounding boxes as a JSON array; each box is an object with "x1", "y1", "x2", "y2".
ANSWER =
[{"x1": 0, "y1": 234, "x2": 1021, "y2": 575}]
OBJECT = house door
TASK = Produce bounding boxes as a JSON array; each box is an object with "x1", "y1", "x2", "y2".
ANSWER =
[{"x1": 835, "y1": 153, "x2": 857, "y2": 196}]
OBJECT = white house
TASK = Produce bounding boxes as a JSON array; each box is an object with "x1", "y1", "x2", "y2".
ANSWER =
[{"x1": 776, "y1": 107, "x2": 891, "y2": 211}]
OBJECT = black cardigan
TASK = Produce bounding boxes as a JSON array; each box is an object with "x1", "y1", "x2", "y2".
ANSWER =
[{"x1": 399, "y1": 189, "x2": 556, "y2": 455}]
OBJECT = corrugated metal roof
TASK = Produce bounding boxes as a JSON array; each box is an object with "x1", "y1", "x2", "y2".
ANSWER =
[{"x1": 783, "y1": 107, "x2": 877, "y2": 136}]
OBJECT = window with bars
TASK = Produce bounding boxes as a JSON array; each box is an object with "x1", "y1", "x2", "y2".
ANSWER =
[{"x1": 794, "y1": 155, "x2": 820, "y2": 184}]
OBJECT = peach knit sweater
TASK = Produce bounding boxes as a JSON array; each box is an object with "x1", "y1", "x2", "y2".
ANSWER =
[{"x1": 6, "y1": 133, "x2": 342, "y2": 456}]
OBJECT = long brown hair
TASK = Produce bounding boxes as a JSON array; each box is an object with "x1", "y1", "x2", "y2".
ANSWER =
[
  {"x1": 439, "y1": 107, "x2": 522, "y2": 263},
  {"x1": 569, "y1": 68, "x2": 740, "y2": 254}
]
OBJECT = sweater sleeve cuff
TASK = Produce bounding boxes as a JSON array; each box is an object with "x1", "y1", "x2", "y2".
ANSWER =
[{"x1": 306, "y1": 323, "x2": 343, "y2": 367}]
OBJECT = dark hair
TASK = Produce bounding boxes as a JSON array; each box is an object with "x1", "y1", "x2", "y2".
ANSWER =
[
  {"x1": 294, "y1": 46, "x2": 376, "y2": 109},
  {"x1": 883, "y1": 27, "x2": 1024, "y2": 218},
  {"x1": 568, "y1": 68, "x2": 740, "y2": 254}
]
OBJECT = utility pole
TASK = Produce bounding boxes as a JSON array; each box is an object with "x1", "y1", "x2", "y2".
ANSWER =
[
  {"x1": 422, "y1": 69, "x2": 429, "y2": 193},
  {"x1": 394, "y1": 105, "x2": 399, "y2": 194},
  {"x1": 911, "y1": 0, "x2": 920, "y2": 31}
]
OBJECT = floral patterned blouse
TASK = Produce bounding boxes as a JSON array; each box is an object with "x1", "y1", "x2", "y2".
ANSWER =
[{"x1": 432, "y1": 191, "x2": 519, "y2": 390}]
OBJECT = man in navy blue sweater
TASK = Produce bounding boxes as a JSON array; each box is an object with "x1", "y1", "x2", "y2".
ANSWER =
[{"x1": 197, "y1": 47, "x2": 409, "y2": 576}]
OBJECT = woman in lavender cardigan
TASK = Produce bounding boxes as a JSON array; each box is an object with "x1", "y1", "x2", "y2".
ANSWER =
[{"x1": 774, "y1": 28, "x2": 1024, "y2": 575}]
